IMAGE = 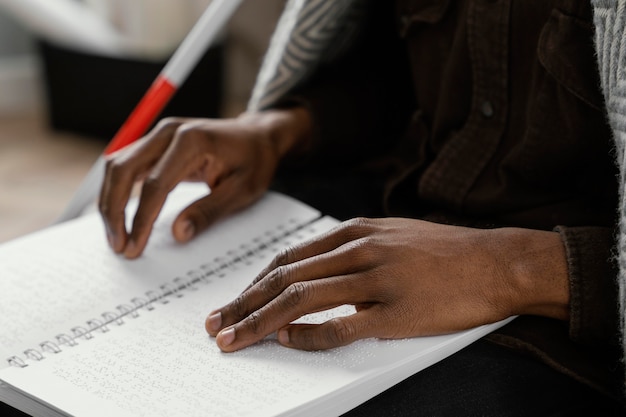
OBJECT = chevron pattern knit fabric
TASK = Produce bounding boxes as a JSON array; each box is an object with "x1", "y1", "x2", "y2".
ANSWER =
[
  {"x1": 593, "y1": 0, "x2": 626, "y2": 389},
  {"x1": 247, "y1": 0, "x2": 366, "y2": 111}
]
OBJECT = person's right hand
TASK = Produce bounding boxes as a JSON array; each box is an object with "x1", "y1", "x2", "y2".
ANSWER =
[{"x1": 98, "y1": 108, "x2": 312, "y2": 259}]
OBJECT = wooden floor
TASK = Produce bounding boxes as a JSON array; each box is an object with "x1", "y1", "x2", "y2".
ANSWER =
[{"x1": 0, "y1": 110, "x2": 105, "y2": 243}]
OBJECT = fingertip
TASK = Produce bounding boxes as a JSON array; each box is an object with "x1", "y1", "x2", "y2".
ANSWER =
[
  {"x1": 277, "y1": 328, "x2": 290, "y2": 346},
  {"x1": 104, "y1": 222, "x2": 124, "y2": 254},
  {"x1": 113, "y1": 233, "x2": 128, "y2": 254},
  {"x1": 205, "y1": 311, "x2": 222, "y2": 335},
  {"x1": 106, "y1": 231, "x2": 116, "y2": 251},
  {"x1": 216, "y1": 327, "x2": 236, "y2": 350},
  {"x1": 177, "y1": 196, "x2": 224, "y2": 240},
  {"x1": 123, "y1": 240, "x2": 141, "y2": 259},
  {"x1": 173, "y1": 218, "x2": 196, "y2": 243}
]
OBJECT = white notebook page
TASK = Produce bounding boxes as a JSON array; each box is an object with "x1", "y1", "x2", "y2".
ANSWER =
[
  {"x1": 0, "y1": 183, "x2": 321, "y2": 362},
  {"x1": 1, "y1": 214, "x2": 512, "y2": 417},
  {"x1": 0, "y1": 183, "x2": 514, "y2": 417}
]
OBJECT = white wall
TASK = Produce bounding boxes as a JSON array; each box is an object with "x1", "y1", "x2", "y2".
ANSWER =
[
  {"x1": 0, "y1": 11, "x2": 40, "y2": 115},
  {"x1": 0, "y1": 11, "x2": 34, "y2": 56}
]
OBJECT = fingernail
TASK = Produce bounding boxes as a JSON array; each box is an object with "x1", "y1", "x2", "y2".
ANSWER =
[
  {"x1": 218, "y1": 327, "x2": 236, "y2": 347},
  {"x1": 207, "y1": 311, "x2": 222, "y2": 332},
  {"x1": 277, "y1": 328, "x2": 289, "y2": 345}
]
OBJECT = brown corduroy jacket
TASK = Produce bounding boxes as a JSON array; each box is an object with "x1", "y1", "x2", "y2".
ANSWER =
[{"x1": 276, "y1": 0, "x2": 623, "y2": 401}]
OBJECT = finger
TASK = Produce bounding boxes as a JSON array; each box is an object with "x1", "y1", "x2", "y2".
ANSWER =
[
  {"x1": 171, "y1": 175, "x2": 260, "y2": 244},
  {"x1": 99, "y1": 156, "x2": 134, "y2": 253},
  {"x1": 124, "y1": 127, "x2": 216, "y2": 258},
  {"x1": 277, "y1": 308, "x2": 382, "y2": 351},
  {"x1": 206, "y1": 236, "x2": 378, "y2": 336},
  {"x1": 99, "y1": 120, "x2": 183, "y2": 253},
  {"x1": 245, "y1": 217, "x2": 377, "y2": 291},
  {"x1": 213, "y1": 274, "x2": 370, "y2": 352}
]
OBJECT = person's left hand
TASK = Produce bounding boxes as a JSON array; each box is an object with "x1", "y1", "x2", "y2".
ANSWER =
[{"x1": 205, "y1": 217, "x2": 569, "y2": 352}]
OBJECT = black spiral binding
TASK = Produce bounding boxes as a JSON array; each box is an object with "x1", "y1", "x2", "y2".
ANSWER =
[{"x1": 6, "y1": 216, "x2": 312, "y2": 368}]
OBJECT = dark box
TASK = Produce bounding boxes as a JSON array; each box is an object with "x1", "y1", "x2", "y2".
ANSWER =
[{"x1": 37, "y1": 39, "x2": 224, "y2": 140}]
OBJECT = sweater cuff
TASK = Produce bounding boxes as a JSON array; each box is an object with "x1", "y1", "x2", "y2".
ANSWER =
[{"x1": 555, "y1": 226, "x2": 620, "y2": 345}]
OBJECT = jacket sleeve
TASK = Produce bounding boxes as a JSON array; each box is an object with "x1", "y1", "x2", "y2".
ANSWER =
[
  {"x1": 273, "y1": 1, "x2": 415, "y2": 170},
  {"x1": 555, "y1": 226, "x2": 620, "y2": 347}
]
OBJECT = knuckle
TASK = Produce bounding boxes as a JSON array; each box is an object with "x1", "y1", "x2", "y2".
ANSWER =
[
  {"x1": 105, "y1": 158, "x2": 127, "y2": 180},
  {"x1": 244, "y1": 311, "x2": 263, "y2": 335},
  {"x1": 141, "y1": 175, "x2": 167, "y2": 195},
  {"x1": 261, "y1": 266, "x2": 290, "y2": 294},
  {"x1": 347, "y1": 236, "x2": 373, "y2": 254},
  {"x1": 274, "y1": 246, "x2": 297, "y2": 267},
  {"x1": 345, "y1": 217, "x2": 372, "y2": 230},
  {"x1": 343, "y1": 237, "x2": 380, "y2": 267},
  {"x1": 156, "y1": 117, "x2": 183, "y2": 132},
  {"x1": 340, "y1": 217, "x2": 374, "y2": 239},
  {"x1": 175, "y1": 123, "x2": 200, "y2": 142},
  {"x1": 326, "y1": 318, "x2": 357, "y2": 346},
  {"x1": 249, "y1": 275, "x2": 263, "y2": 288},
  {"x1": 282, "y1": 282, "x2": 311, "y2": 308},
  {"x1": 231, "y1": 294, "x2": 248, "y2": 319},
  {"x1": 175, "y1": 121, "x2": 214, "y2": 146}
]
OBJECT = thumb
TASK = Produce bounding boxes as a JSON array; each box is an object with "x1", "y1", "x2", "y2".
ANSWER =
[
  {"x1": 172, "y1": 185, "x2": 260, "y2": 242},
  {"x1": 278, "y1": 311, "x2": 379, "y2": 351}
]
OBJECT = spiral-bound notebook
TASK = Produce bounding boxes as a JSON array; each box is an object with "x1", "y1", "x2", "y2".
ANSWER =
[{"x1": 0, "y1": 183, "x2": 512, "y2": 417}]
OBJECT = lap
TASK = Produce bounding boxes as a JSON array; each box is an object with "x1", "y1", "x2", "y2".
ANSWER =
[
  {"x1": 342, "y1": 339, "x2": 625, "y2": 417},
  {"x1": 272, "y1": 168, "x2": 626, "y2": 416}
]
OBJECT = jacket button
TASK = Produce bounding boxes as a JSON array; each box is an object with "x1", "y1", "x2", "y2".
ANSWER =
[
  {"x1": 399, "y1": 15, "x2": 412, "y2": 36},
  {"x1": 481, "y1": 100, "x2": 494, "y2": 118}
]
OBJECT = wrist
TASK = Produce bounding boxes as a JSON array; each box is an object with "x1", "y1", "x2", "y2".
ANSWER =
[
  {"x1": 492, "y1": 228, "x2": 570, "y2": 321},
  {"x1": 237, "y1": 107, "x2": 312, "y2": 160}
]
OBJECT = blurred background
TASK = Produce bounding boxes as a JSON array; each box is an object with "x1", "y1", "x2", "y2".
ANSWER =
[{"x1": 0, "y1": 0, "x2": 286, "y2": 243}]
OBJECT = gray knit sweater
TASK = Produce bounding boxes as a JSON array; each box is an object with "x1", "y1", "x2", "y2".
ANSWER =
[
  {"x1": 248, "y1": 0, "x2": 626, "y2": 391},
  {"x1": 593, "y1": 0, "x2": 626, "y2": 383}
]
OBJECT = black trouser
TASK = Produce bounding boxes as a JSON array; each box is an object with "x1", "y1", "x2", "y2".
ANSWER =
[{"x1": 343, "y1": 339, "x2": 625, "y2": 417}]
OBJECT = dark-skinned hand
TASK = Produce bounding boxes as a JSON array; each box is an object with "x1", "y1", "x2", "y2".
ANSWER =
[
  {"x1": 98, "y1": 109, "x2": 311, "y2": 258},
  {"x1": 206, "y1": 218, "x2": 569, "y2": 352}
]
